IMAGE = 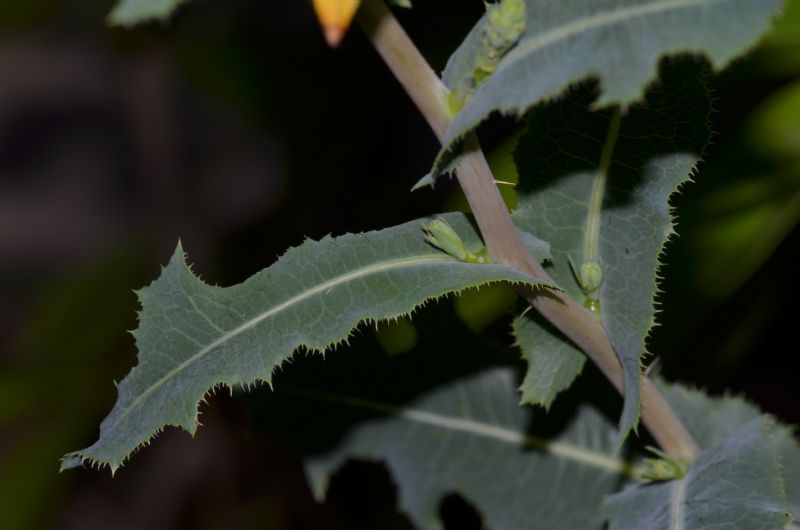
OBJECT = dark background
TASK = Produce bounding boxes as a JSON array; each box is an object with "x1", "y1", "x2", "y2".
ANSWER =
[{"x1": 1, "y1": 1, "x2": 798, "y2": 529}]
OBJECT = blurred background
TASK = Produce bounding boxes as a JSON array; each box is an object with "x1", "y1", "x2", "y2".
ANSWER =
[{"x1": 1, "y1": 1, "x2": 798, "y2": 529}]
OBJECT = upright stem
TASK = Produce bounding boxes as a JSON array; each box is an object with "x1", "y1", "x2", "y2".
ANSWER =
[
  {"x1": 356, "y1": 0, "x2": 698, "y2": 460},
  {"x1": 355, "y1": 1, "x2": 449, "y2": 142}
]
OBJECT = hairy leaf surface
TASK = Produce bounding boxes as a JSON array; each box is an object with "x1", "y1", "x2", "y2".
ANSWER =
[
  {"x1": 63, "y1": 214, "x2": 549, "y2": 472},
  {"x1": 433, "y1": 0, "x2": 781, "y2": 179},
  {"x1": 512, "y1": 61, "x2": 710, "y2": 441}
]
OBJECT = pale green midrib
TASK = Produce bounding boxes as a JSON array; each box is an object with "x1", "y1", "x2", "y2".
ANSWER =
[
  {"x1": 584, "y1": 106, "x2": 622, "y2": 263},
  {"x1": 106, "y1": 253, "x2": 463, "y2": 435},
  {"x1": 669, "y1": 476, "x2": 688, "y2": 530},
  {"x1": 500, "y1": 0, "x2": 711, "y2": 72},
  {"x1": 288, "y1": 387, "x2": 634, "y2": 476}
]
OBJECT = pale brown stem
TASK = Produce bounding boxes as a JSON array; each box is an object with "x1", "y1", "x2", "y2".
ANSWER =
[{"x1": 356, "y1": 0, "x2": 698, "y2": 460}]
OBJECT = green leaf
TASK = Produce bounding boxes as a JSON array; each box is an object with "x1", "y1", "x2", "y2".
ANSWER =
[
  {"x1": 775, "y1": 424, "x2": 800, "y2": 523},
  {"x1": 62, "y1": 213, "x2": 550, "y2": 473},
  {"x1": 512, "y1": 311, "x2": 586, "y2": 410},
  {"x1": 295, "y1": 345, "x2": 796, "y2": 530},
  {"x1": 607, "y1": 418, "x2": 790, "y2": 530},
  {"x1": 754, "y1": 0, "x2": 800, "y2": 75},
  {"x1": 109, "y1": 0, "x2": 413, "y2": 28},
  {"x1": 511, "y1": 60, "x2": 711, "y2": 442},
  {"x1": 607, "y1": 381, "x2": 796, "y2": 530},
  {"x1": 654, "y1": 380, "x2": 800, "y2": 525},
  {"x1": 433, "y1": 0, "x2": 781, "y2": 179},
  {"x1": 305, "y1": 369, "x2": 629, "y2": 530},
  {"x1": 109, "y1": 0, "x2": 189, "y2": 26},
  {"x1": 443, "y1": 0, "x2": 526, "y2": 115}
]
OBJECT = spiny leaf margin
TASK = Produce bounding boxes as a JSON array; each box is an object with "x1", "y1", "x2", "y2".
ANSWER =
[
  {"x1": 606, "y1": 380, "x2": 797, "y2": 530},
  {"x1": 432, "y1": 0, "x2": 782, "y2": 180},
  {"x1": 305, "y1": 368, "x2": 628, "y2": 530},
  {"x1": 299, "y1": 365, "x2": 798, "y2": 530},
  {"x1": 62, "y1": 213, "x2": 551, "y2": 473},
  {"x1": 511, "y1": 59, "x2": 711, "y2": 443}
]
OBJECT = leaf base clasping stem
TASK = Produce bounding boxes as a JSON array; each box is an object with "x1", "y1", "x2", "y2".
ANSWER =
[{"x1": 356, "y1": 0, "x2": 699, "y2": 461}]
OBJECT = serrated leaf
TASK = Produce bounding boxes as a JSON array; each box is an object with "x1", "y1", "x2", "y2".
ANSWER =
[
  {"x1": 605, "y1": 380, "x2": 796, "y2": 530},
  {"x1": 299, "y1": 351, "x2": 795, "y2": 530},
  {"x1": 511, "y1": 59, "x2": 710, "y2": 442},
  {"x1": 62, "y1": 213, "x2": 551, "y2": 472},
  {"x1": 512, "y1": 311, "x2": 585, "y2": 410},
  {"x1": 432, "y1": 0, "x2": 781, "y2": 179},
  {"x1": 775, "y1": 426, "x2": 800, "y2": 523},
  {"x1": 607, "y1": 418, "x2": 790, "y2": 530},
  {"x1": 305, "y1": 369, "x2": 628, "y2": 530},
  {"x1": 655, "y1": 380, "x2": 800, "y2": 525},
  {"x1": 109, "y1": 0, "x2": 189, "y2": 26}
]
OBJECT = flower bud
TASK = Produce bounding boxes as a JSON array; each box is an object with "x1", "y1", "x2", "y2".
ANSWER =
[
  {"x1": 423, "y1": 219, "x2": 470, "y2": 262},
  {"x1": 579, "y1": 261, "x2": 603, "y2": 295}
]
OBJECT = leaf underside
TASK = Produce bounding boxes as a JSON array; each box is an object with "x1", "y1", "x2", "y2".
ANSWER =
[
  {"x1": 512, "y1": 58, "x2": 711, "y2": 442},
  {"x1": 433, "y1": 0, "x2": 781, "y2": 179},
  {"x1": 607, "y1": 418, "x2": 789, "y2": 530},
  {"x1": 298, "y1": 344, "x2": 796, "y2": 530},
  {"x1": 606, "y1": 382, "x2": 795, "y2": 530},
  {"x1": 652, "y1": 381, "x2": 800, "y2": 525},
  {"x1": 63, "y1": 213, "x2": 549, "y2": 472},
  {"x1": 306, "y1": 369, "x2": 625, "y2": 530}
]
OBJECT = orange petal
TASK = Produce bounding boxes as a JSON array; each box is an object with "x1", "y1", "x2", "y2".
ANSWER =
[{"x1": 312, "y1": 0, "x2": 361, "y2": 47}]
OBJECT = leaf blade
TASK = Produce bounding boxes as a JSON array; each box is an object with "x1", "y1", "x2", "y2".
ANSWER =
[
  {"x1": 306, "y1": 369, "x2": 626, "y2": 530},
  {"x1": 607, "y1": 418, "x2": 790, "y2": 530},
  {"x1": 434, "y1": 0, "x2": 781, "y2": 178},
  {"x1": 302, "y1": 368, "x2": 797, "y2": 530},
  {"x1": 512, "y1": 312, "x2": 586, "y2": 410},
  {"x1": 63, "y1": 213, "x2": 550, "y2": 472},
  {"x1": 511, "y1": 60, "x2": 711, "y2": 440}
]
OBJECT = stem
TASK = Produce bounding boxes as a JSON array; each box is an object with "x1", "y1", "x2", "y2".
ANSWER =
[
  {"x1": 356, "y1": 0, "x2": 698, "y2": 460},
  {"x1": 355, "y1": 0, "x2": 449, "y2": 142}
]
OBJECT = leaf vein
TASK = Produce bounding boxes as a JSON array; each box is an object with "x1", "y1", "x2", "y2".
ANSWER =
[{"x1": 108, "y1": 254, "x2": 454, "y2": 433}]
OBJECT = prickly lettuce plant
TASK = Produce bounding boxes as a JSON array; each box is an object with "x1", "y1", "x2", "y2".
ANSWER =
[{"x1": 66, "y1": 0, "x2": 799, "y2": 528}]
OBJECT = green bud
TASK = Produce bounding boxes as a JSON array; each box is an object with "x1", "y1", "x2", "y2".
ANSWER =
[
  {"x1": 423, "y1": 218, "x2": 490, "y2": 264},
  {"x1": 423, "y1": 219, "x2": 471, "y2": 262},
  {"x1": 639, "y1": 447, "x2": 689, "y2": 481},
  {"x1": 579, "y1": 261, "x2": 603, "y2": 295}
]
